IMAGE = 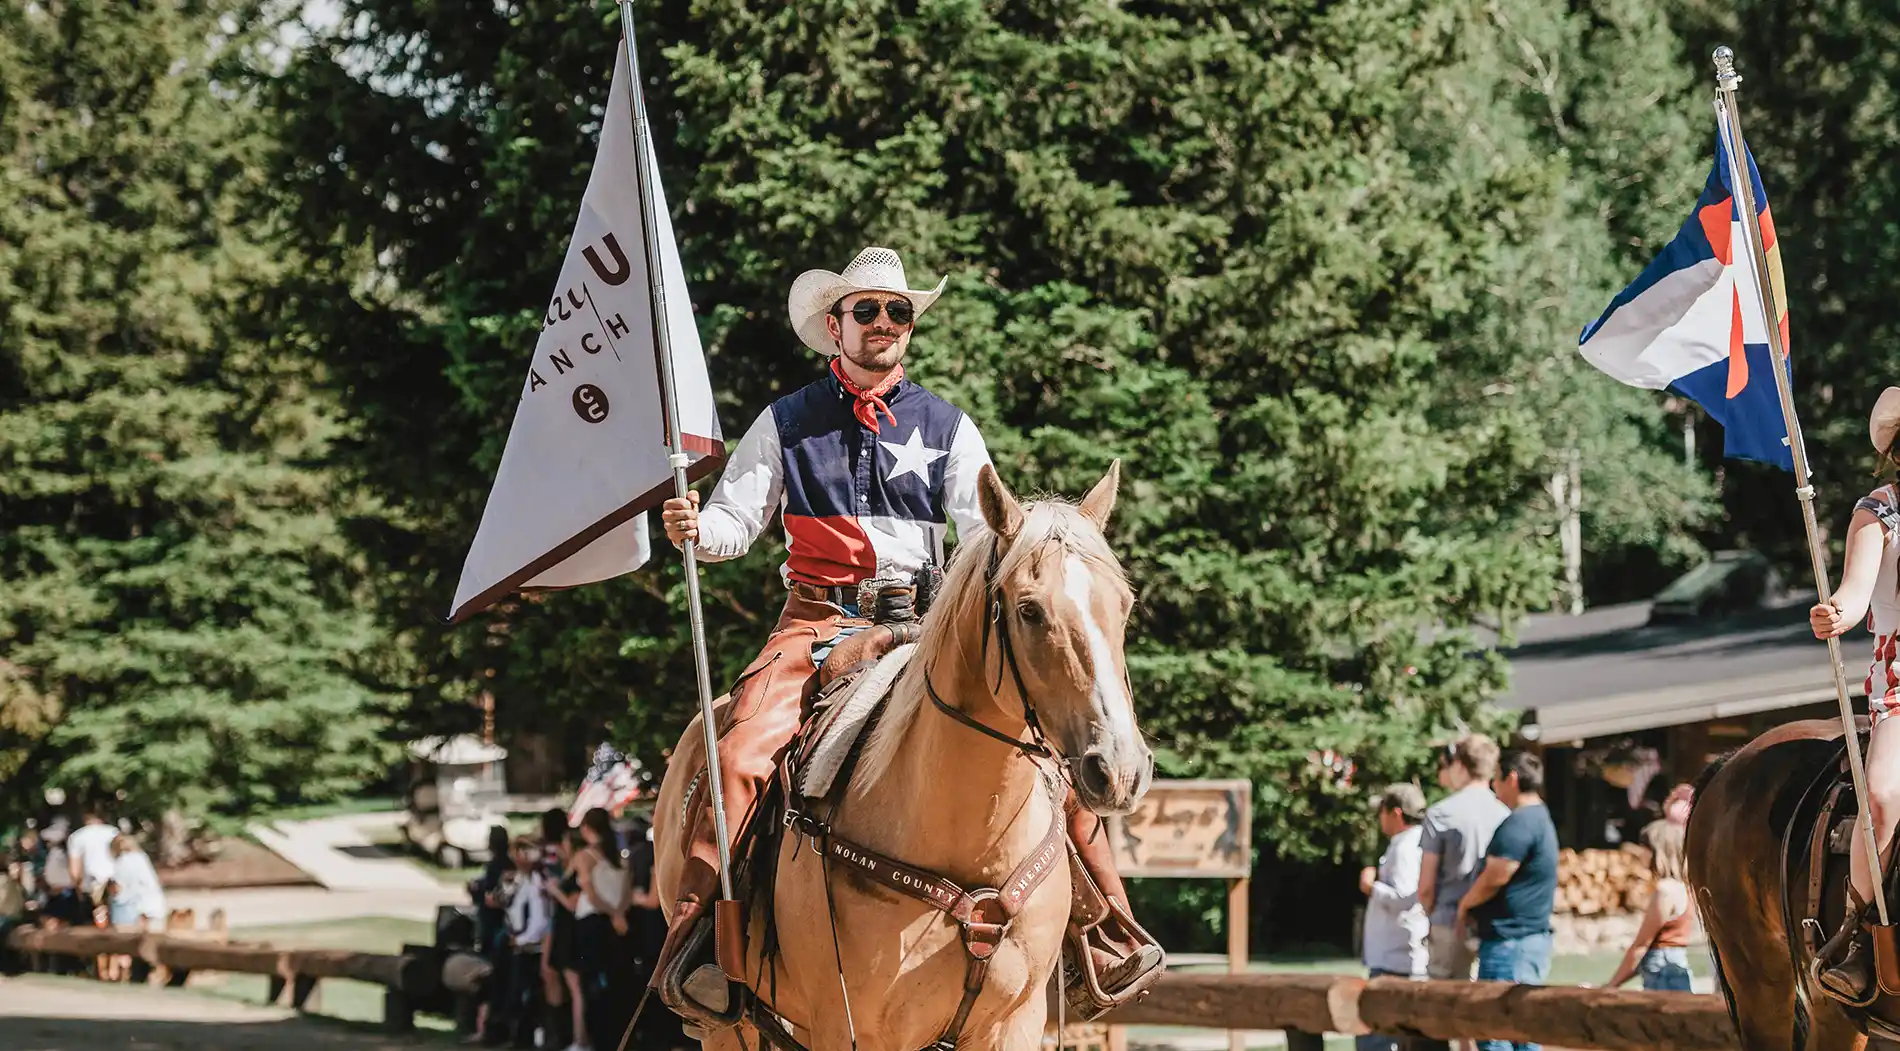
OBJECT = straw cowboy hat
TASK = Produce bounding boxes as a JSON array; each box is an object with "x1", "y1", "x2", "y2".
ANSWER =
[
  {"x1": 787, "y1": 246, "x2": 947, "y2": 356},
  {"x1": 1873, "y1": 386, "x2": 1900, "y2": 454}
]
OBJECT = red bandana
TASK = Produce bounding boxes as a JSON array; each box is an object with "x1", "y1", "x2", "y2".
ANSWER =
[{"x1": 831, "y1": 358, "x2": 903, "y2": 434}]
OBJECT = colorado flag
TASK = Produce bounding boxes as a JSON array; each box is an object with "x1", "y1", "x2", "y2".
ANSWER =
[{"x1": 1578, "y1": 124, "x2": 1793, "y2": 471}]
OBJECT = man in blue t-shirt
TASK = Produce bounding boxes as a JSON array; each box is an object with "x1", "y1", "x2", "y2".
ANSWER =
[{"x1": 1456, "y1": 751, "x2": 1559, "y2": 1051}]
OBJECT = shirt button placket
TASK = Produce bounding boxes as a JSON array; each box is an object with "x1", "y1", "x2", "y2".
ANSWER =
[{"x1": 857, "y1": 427, "x2": 871, "y2": 515}]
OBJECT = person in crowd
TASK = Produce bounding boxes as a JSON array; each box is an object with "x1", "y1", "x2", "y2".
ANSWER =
[
  {"x1": 1604, "y1": 820, "x2": 1697, "y2": 992},
  {"x1": 545, "y1": 828, "x2": 591, "y2": 1051},
  {"x1": 538, "y1": 808, "x2": 579, "y2": 1050},
  {"x1": 620, "y1": 812, "x2": 682, "y2": 1050},
  {"x1": 103, "y1": 834, "x2": 165, "y2": 983},
  {"x1": 503, "y1": 836, "x2": 551, "y2": 1049},
  {"x1": 1456, "y1": 751, "x2": 1560, "y2": 1051},
  {"x1": 105, "y1": 834, "x2": 165, "y2": 930},
  {"x1": 1417, "y1": 737, "x2": 1509, "y2": 980},
  {"x1": 1662, "y1": 783, "x2": 1693, "y2": 827},
  {"x1": 36, "y1": 823, "x2": 81, "y2": 974},
  {"x1": 0, "y1": 848, "x2": 27, "y2": 976},
  {"x1": 1358, "y1": 783, "x2": 1429, "y2": 1051},
  {"x1": 66, "y1": 807, "x2": 116, "y2": 921},
  {"x1": 469, "y1": 823, "x2": 515, "y2": 1044},
  {"x1": 14, "y1": 828, "x2": 42, "y2": 901},
  {"x1": 572, "y1": 807, "x2": 631, "y2": 1051}
]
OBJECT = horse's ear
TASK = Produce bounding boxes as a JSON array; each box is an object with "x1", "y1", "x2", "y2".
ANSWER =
[
  {"x1": 1079, "y1": 459, "x2": 1121, "y2": 530},
  {"x1": 978, "y1": 464, "x2": 1024, "y2": 541}
]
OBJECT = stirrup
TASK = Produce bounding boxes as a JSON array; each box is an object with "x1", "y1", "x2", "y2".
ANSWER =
[
  {"x1": 1817, "y1": 936, "x2": 1879, "y2": 1008},
  {"x1": 658, "y1": 911, "x2": 746, "y2": 1030},
  {"x1": 1060, "y1": 897, "x2": 1166, "y2": 1021},
  {"x1": 1815, "y1": 878, "x2": 1879, "y2": 1008}
]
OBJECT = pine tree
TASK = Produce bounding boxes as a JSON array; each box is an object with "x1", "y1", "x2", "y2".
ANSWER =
[{"x1": 0, "y1": 1, "x2": 395, "y2": 821}]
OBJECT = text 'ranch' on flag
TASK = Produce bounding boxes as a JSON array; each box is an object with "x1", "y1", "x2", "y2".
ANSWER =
[
  {"x1": 449, "y1": 40, "x2": 722, "y2": 624},
  {"x1": 1577, "y1": 120, "x2": 1793, "y2": 471}
]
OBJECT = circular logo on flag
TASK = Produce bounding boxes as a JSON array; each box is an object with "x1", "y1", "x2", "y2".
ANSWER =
[{"x1": 572, "y1": 384, "x2": 610, "y2": 424}]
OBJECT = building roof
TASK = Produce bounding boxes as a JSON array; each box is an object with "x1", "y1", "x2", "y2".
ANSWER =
[{"x1": 1486, "y1": 598, "x2": 1871, "y2": 742}]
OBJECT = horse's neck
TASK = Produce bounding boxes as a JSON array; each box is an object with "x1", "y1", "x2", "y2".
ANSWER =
[{"x1": 846, "y1": 669, "x2": 1052, "y2": 881}]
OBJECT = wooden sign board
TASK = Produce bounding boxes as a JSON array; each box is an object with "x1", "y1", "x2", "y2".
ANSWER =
[{"x1": 1104, "y1": 778, "x2": 1252, "y2": 879}]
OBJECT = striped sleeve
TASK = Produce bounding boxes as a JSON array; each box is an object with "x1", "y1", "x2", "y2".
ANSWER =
[
  {"x1": 941, "y1": 413, "x2": 994, "y2": 550},
  {"x1": 1856, "y1": 485, "x2": 1900, "y2": 541}
]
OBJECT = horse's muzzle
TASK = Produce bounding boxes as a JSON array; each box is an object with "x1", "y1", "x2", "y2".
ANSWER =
[{"x1": 1072, "y1": 740, "x2": 1154, "y2": 815}]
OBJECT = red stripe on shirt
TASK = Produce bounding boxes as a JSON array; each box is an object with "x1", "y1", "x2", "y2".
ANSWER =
[{"x1": 783, "y1": 514, "x2": 877, "y2": 586}]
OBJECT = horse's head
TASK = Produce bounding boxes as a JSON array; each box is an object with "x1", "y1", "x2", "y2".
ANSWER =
[{"x1": 975, "y1": 461, "x2": 1153, "y2": 815}]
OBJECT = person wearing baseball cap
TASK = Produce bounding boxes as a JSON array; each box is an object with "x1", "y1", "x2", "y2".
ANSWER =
[{"x1": 1359, "y1": 783, "x2": 1429, "y2": 1050}]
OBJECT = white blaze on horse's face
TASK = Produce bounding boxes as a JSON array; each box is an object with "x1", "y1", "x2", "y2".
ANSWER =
[
  {"x1": 1051, "y1": 550, "x2": 1150, "y2": 813},
  {"x1": 977, "y1": 461, "x2": 1155, "y2": 815}
]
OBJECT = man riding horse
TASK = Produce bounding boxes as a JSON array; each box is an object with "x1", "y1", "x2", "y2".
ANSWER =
[{"x1": 652, "y1": 246, "x2": 1164, "y2": 1020}]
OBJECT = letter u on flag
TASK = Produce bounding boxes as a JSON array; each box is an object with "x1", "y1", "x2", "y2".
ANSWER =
[
  {"x1": 1577, "y1": 119, "x2": 1793, "y2": 471},
  {"x1": 448, "y1": 40, "x2": 723, "y2": 624}
]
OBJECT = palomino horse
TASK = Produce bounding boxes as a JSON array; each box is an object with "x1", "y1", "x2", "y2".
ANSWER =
[
  {"x1": 1688, "y1": 716, "x2": 1892, "y2": 1050},
  {"x1": 652, "y1": 462, "x2": 1153, "y2": 1051}
]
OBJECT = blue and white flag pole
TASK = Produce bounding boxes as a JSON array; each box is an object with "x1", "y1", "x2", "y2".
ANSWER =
[{"x1": 1713, "y1": 46, "x2": 1888, "y2": 926}]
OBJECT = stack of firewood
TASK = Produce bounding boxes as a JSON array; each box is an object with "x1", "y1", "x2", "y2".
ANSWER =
[{"x1": 1553, "y1": 844, "x2": 1654, "y2": 915}]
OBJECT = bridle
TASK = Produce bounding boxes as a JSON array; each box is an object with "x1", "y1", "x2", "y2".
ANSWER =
[{"x1": 924, "y1": 538, "x2": 1057, "y2": 761}]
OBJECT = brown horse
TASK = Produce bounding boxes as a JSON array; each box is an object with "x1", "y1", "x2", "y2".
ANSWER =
[
  {"x1": 651, "y1": 462, "x2": 1153, "y2": 1051},
  {"x1": 1687, "y1": 716, "x2": 1889, "y2": 1050}
]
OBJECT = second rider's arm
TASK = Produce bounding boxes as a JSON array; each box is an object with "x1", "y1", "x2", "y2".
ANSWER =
[{"x1": 1814, "y1": 504, "x2": 1888, "y2": 638}]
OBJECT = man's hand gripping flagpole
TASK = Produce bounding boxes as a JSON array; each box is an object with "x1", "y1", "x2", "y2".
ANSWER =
[
  {"x1": 618, "y1": 0, "x2": 737, "y2": 915},
  {"x1": 1714, "y1": 46, "x2": 1890, "y2": 927}
]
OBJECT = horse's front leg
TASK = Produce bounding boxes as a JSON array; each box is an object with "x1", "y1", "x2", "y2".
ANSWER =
[{"x1": 994, "y1": 1002, "x2": 1053, "y2": 1051}]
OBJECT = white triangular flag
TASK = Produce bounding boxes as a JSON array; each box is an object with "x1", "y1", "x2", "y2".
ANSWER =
[{"x1": 450, "y1": 41, "x2": 722, "y2": 624}]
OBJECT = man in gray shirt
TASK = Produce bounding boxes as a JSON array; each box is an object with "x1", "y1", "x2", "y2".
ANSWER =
[{"x1": 1417, "y1": 735, "x2": 1510, "y2": 983}]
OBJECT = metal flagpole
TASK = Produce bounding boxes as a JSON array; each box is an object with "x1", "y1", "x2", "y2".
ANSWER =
[
  {"x1": 617, "y1": 1, "x2": 736, "y2": 906},
  {"x1": 1713, "y1": 45, "x2": 1890, "y2": 926}
]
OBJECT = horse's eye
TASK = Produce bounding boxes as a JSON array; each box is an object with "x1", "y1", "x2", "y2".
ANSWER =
[{"x1": 1017, "y1": 602, "x2": 1045, "y2": 625}]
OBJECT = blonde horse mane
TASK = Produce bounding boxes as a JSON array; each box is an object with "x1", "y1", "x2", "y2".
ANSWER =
[{"x1": 852, "y1": 497, "x2": 1131, "y2": 794}]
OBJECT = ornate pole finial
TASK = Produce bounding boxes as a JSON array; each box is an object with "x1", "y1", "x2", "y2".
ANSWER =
[{"x1": 1713, "y1": 45, "x2": 1741, "y2": 90}]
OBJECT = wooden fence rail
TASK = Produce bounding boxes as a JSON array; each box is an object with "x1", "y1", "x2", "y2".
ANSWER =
[
  {"x1": 1104, "y1": 973, "x2": 1737, "y2": 1051},
  {"x1": 8, "y1": 926, "x2": 1737, "y2": 1050},
  {"x1": 4, "y1": 924, "x2": 447, "y2": 1029}
]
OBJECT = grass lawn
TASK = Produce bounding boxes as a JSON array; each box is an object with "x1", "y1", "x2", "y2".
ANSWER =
[
  {"x1": 361, "y1": 826, "x2": 492, "y2": 885},
  {"x1": 243, "y1": 796, "x2": 406, "y2": 827}
]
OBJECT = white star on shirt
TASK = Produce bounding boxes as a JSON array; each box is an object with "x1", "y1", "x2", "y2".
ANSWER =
[{"x1": 879, "y1": 427, "x2": 949, "y2": 484}]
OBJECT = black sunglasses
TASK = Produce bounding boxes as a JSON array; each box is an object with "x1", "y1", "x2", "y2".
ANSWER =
[{"x1": 835, "y1": 297, "x2": 914, "y2": 327}]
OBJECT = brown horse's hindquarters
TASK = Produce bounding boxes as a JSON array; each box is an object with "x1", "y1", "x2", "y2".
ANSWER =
[{"x1": 1688, "y1": 719, "x2": 1860, "y2": 1051}]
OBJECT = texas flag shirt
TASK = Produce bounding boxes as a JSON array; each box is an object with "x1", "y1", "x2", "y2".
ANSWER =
[{"x1": 692, "y1": 372, "x2": 993, "y2": 586}]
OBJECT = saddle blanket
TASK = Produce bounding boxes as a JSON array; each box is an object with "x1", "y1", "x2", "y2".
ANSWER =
[{"x1": 797, "y1": 643, "x2": 915, "y2": 801}]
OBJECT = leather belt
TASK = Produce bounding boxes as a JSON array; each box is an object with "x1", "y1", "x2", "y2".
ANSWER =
[{"x1": 791, "y1": 581, "x2": 855, "y2": 606}]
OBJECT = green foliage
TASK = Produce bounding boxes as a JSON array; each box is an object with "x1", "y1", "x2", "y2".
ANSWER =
[{"x1": 0, "y1": 0, "x2": 396, "y2": 820}]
